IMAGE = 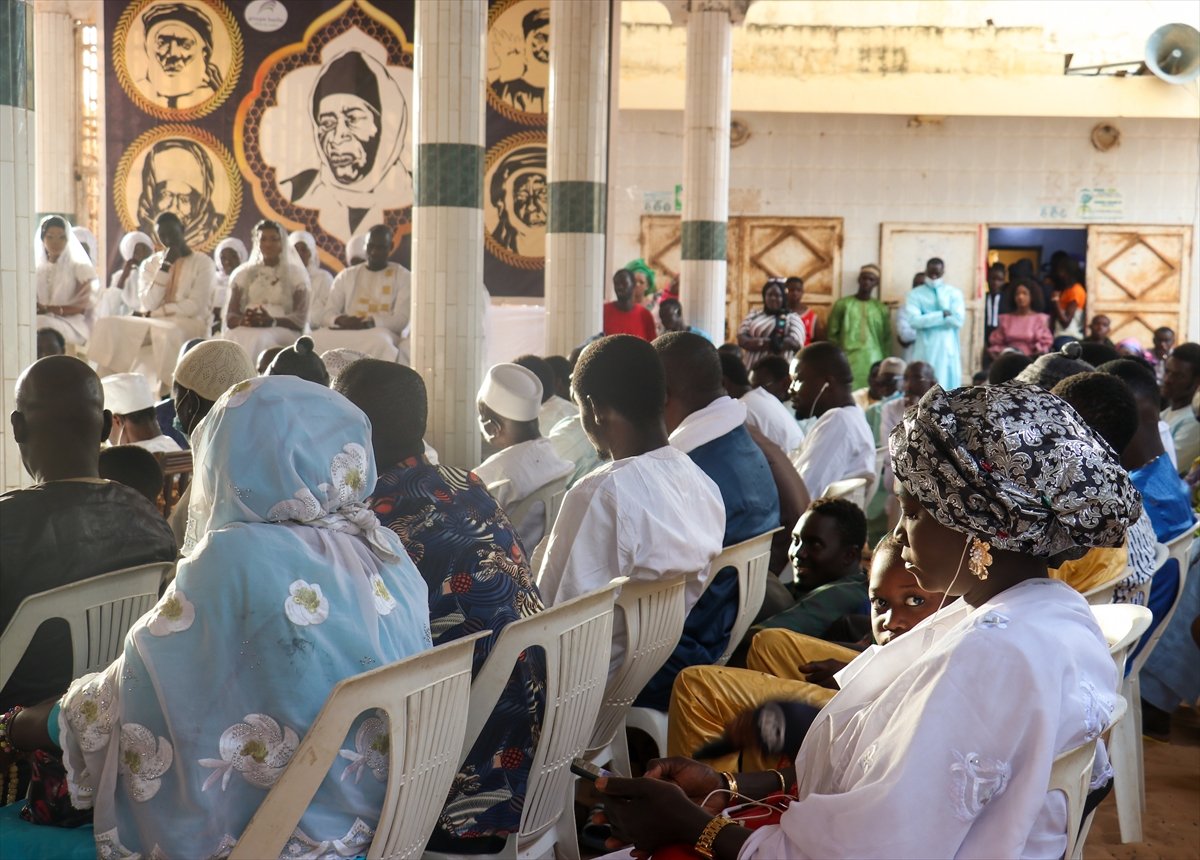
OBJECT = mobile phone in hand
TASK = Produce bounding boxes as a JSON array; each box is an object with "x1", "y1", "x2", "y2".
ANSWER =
[{"x1": 570, "y1": 758, "x2": 618, "y2": 782}]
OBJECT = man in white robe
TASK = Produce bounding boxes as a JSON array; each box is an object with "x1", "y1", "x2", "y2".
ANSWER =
[
  {"x1": 719, "y1": 350, "x2": 803, "y2": 455},
  {"x1": 474, "y1": 363, "x2": 573, "y2": 552},
  {"x1": 536, "y1": 335, "x2": 725, "y2": 673},
  {"x1": 90, "y1": 213, "x2": 214, "y2": 393},
  {"x1": 101, "y1": 372, "x2": 182, "y2": 454},
  {"x1": 310, "y1": 224, "x2": 411, "y2": 364},
  {"x1": 787, "y1": 343, "x2": 876, "y2": 501}
]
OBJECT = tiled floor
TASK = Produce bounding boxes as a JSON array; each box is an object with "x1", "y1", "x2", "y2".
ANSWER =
[{"x1": 1085, "y1": 706, "x2": 1200, "y2": 860}]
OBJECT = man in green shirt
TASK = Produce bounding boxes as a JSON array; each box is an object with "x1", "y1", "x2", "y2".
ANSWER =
[
  {"x1": 753, "y1": 497, "x2": 868, "y2": 637},
  {"x1": 827, "y1": 263, "x2": 892, "y2": 389}
]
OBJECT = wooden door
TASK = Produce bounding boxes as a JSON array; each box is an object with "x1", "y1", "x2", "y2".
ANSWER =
[
  {"x1": 1085, "y1": 225, "x2": 1193, "y2": 346},
  {"x1": 638, "y1": 215, "x2": 843, "y2": 343},
  {"x1": 880, "y1": 223, "x2": 984, "y2": 378},
  {"x1": 727, "y1": 217, "x2": 843, "y2": 342}
]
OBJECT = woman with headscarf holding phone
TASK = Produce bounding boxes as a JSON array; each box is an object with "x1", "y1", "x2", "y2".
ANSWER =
[
  {"x1": 592, "y1": 381, "x2": 1139, "y2": 860},
  {"x1": 736, "y1": 279, "x2": 807, "y2": 370}
]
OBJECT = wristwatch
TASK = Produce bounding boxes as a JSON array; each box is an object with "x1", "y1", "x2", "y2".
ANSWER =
[{"x1": 695, "y1": 815, "x2": 738, "y2": 859}]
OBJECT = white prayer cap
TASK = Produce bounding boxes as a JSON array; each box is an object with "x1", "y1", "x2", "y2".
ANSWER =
[
  {"x1": 320, "y1": 348, "x2": 366, "y2": 382},
  {"x1": 879, "y1": 357, "x2": 907, "y2": 377},
  {"x1": 102, "y1": 372, "x2": 156, "y2": 415},
  {"x1": 478, "y1": 363, "x2": 542, "y2": 422},
  {"x1": 174, "y1": 340, "x2": 256, "y2": 402}
]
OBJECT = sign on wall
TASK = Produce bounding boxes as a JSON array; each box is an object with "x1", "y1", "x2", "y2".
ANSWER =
[{"x1": 105, "y1": 0, "x2": 415, "y2": 272}]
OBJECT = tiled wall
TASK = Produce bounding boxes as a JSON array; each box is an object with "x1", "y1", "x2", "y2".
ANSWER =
[
  {"x1": 1, "y1": 0, "x2": 36, "y2": 492},
  {"x1": 610, "y1": 111, "x2": 1200, "y2": 337}
]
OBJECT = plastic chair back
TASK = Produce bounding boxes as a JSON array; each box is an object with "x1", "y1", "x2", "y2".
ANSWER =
[
  {"x1": 586, "y1": 576, "x2": 687, "y2": 758},
  {"x1": 1083, "y1": 542, "x2": 1165, "y2": 606},
  {"x1": 1089, "y1": 602, "x2": 1153, "y2": 844},
  {"x1": 820, "y1": 475, "x2": 870, "y2": 508},
  {"x1": 231, "y1": 631, "x2": 486, "y2": 859},
  {"x1": 0, "y1": 562, "x2": 172, "y2": 688},
  {"x1": 425, "y1": 582, "x2": 619, "y2": 859},
  {"x1": 714, "y1": 529, "x2": 780, "y2": 666},
  {"x1": 1053, "y1": 695, "x2": 1128, "y2": 860},
  {"x1": 503, "y1": 476, "x2": 569, "y2": 542},
  {"x1": 1134, "y1": 522, "x2": 1200, "y2": 676}
]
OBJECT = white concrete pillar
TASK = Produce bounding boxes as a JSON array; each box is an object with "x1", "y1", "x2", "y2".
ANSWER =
[
  {"x1": 1, "y1": 0, "x2": 38, "y2": 491},
  {"x1": 544, "y1": 0, "x2": 610, "y2": 356},
  {"x1": 33, "y1": 1, "x2": 76, "y2": 220},
  {"x1": 680, "y1": 1, "x2": 735, "y2": 341},
  {"x1": 411, "y1": 0, "x2": 487, "y2": 468}
]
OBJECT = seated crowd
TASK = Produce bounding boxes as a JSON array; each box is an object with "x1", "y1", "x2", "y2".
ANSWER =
[{"x1": 6, "y1": 237, "x2": 1199, "y2": 858}]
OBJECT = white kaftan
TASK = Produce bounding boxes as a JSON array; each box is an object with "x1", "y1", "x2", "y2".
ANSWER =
[
  {"x1": 310, "y1": 262, "x2": 412, "y2": 363},
  {"x1": 740, "y1": 579, "x2": 1120, "y2": 860},
  {"x1": 475, "y1": 436, "x2": 574, "y2": 552},
  {"x1": 905, "y1": 282, "x2": 966, "y2": 390},
  {"x1": 742, "y1": 386, "x2": 804, "y2": 454},
  {"x1": 538, "y1": 395, "x2": 577, "y2": 437},
  {"x1": 536, "y1": 446, "x2": 724, "y2": 671},
  {"x1": 789, "y1": 405, "x2": 875, "y2": 499},
  {"x1": 89, "y1": 252, "x2": 215, "y2": 390}
]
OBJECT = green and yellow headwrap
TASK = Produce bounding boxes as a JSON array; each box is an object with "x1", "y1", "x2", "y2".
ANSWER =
[{"x1": 624, "y1": 259, "x2": 657, "y2": 298}]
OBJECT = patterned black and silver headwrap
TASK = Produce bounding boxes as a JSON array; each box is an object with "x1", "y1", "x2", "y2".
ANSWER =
[{"x1": 889, "y1": 381, "x2": 1142, "y2": 562}]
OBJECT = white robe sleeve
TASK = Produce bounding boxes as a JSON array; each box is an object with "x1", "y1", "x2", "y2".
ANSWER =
[
  {"x1": 741, "y1": 623, "x2": 1116, "y2": 860},
  {"x1": 535, "y1": 478, "x2": 625, "y2": 605},
  {"x1": 321, "y1": 269, "x2": 354, "y2": 329}
]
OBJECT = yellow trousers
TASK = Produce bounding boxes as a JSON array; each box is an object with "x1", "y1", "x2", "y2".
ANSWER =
[{"x1": 666, "y1": 630, "x2": 859, "y2": 773}]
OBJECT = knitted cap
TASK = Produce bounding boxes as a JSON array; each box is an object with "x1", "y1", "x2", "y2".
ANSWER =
[
  {"x1": 268, "y1": 336, "x2": 330, "y2": 387},
  {"x1": 1015, "y1": 341, "x2": 1093, "y2": 391},
  {"x1": 174, "y1": 340, "x2": 256, "y2": 402}
]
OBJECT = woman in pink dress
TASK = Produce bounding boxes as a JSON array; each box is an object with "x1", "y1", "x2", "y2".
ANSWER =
[{"x1": 987, "y1": 281, "x2": 1053, "y2": 358}]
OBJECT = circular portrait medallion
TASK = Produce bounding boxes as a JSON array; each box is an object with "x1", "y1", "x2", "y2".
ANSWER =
[
  {"x1": 113, "y1": 0, "x2": 243, "y2": 120},
  {"x1": 484, "y1": 131, "x2": 547, "y2": 269},
  {"x1": 486, "y1": 0, "x2": 549, "y2": 126},
  {"x1": 115, "y1": 125, "x2": 242, "y2": 252}
]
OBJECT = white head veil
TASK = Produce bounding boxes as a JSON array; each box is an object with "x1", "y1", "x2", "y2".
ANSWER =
[
  {"x1": 119, "y1": 231, "x2": 154, "y2": 262},
  {"x1": 288, "y1": 230, "x2": 322, "y2": 276},
  {"x1": 345, "y1": 232, "x2": 367, "y2": 266},
  {"x1": 35, "y1": 215, "x2": 97, "y2": 306},
  {"x1": 212, "y1": 237, "x2": 248, "y2": 273},
  {"x1": 72, "y1": 226, "x2": 99, "y2": 264},
  {"x1": 246, "y1": 220, "x2": 310, "y2": 293}
]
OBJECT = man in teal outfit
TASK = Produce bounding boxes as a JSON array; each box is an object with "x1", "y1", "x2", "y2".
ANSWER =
[{"x1": 904, "y1": 257, "x2": 965, "y2": 390}]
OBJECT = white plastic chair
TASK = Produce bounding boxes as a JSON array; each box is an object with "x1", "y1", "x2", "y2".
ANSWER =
[
  {"x1": 1083, "y1": 542, "x2": 1166, "y2": 606},
  {"x1": 1109, "y1": 521, "x2": 1198, "y2": 842},
  {"x1": 231, "y1": 632, "x2": 486, "y2": 860},
  {"x1": 1089, "y1": 602, "x2": 1155, "y2": 844},
  {"x1": 820, "y1": 475, "x2": 870, "y2": 508},
  {"x1": 0, "y1": 561, "x2": 172, "y2": 688},
  {"x1": 501, "y1": 477, "x2": 569, "y2": 543},
  {"x1": 583, "y1": 576, "x2": 688, "y2": 777},
  {"x1": 1054, "y1": 695, "x2": 1129, "y2": 860},
  {"x1": 424, "y1": 581, "x2": 620, "y2": 860},
  {"x1": 622, "y1": 529, "x2": 780, "y2": 763}
]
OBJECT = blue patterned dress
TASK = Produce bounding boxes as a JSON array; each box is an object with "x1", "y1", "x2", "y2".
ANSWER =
[{"x1": 370, "y1": 456, "x2": 546, "y2": 843}]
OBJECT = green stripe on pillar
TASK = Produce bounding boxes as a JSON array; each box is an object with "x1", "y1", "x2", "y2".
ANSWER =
[
  {"x1": 681, "y1": 220, "x2": 727, "y2": 261},
  {"x1": 415, "y1": 143, "x2": 483, "y2": 208},
  {"x1": 0, "y1": 1, "x2": 33, "y2": 109},
  {"x1": 548, "y1": 181, "x2": 606, "y2": 234}
]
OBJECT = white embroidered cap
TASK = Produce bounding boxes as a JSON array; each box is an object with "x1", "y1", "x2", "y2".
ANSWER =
[
  {"x1": 174, "y1": 340, "x2": 256, "y2": 402},
  {"x1": 102, "y1": 372, "x2": 157, "y2": 415},
  {"x1": 478, "y1": 363, "x2": 542, "y2": 422}
]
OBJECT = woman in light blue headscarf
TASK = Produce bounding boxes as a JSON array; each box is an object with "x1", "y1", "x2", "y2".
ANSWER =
[{"x1": 55, "y1": 375, "x2": 432, "y2": 857}]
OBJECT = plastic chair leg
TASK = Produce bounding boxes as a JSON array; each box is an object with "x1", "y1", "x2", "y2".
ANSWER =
[{"x1": 1112, "y1": 681, "x2": 1143, "y2": 843}]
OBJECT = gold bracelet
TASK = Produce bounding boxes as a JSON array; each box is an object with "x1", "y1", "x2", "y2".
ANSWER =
[
  {"x1": 695, "y1": 815, "x2": 738, "y2": 859},
  {"x1": 720, "y1": 770, "x2": 738, "y2": 797},
  {"x1": 769, "y1": 768, "x2": 787, "y2": 795}
]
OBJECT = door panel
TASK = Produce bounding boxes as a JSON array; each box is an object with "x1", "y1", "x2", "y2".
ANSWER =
[
  {"x1": 639, "y1": 215, "x2": 843, "y2": 342},
  {"x1": 1086, "y1": 226, "x2": 1192, "y2": 343},
  {"x1": 880, "y1": 223, "x2": 984, "y2": 379}
]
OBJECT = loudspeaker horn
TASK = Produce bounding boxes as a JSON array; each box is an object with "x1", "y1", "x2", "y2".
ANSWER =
[{"x1": 1145, "y1": 23, "x2": 1200, "y2": 84}]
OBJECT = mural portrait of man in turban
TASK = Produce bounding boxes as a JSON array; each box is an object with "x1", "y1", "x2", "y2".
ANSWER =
[
  {"x1": 139, "y1": 2, "x2": 223, "y2": 109},
  {"x1": 485, "y1": 140, "x2": 547, "y2": 262},
  {"x1": 136, "y1": 138, "x2": 227, "y2": 247}
]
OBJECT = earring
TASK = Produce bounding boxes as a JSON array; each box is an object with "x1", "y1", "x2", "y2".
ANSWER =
[{"x1": 968, "y1": 537, "x2": 993, "y2": 581}]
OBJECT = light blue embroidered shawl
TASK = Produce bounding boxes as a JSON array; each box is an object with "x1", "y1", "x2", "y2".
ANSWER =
[{"x1": 60, "y1": 376, "x2": 432, "y2": 858}]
